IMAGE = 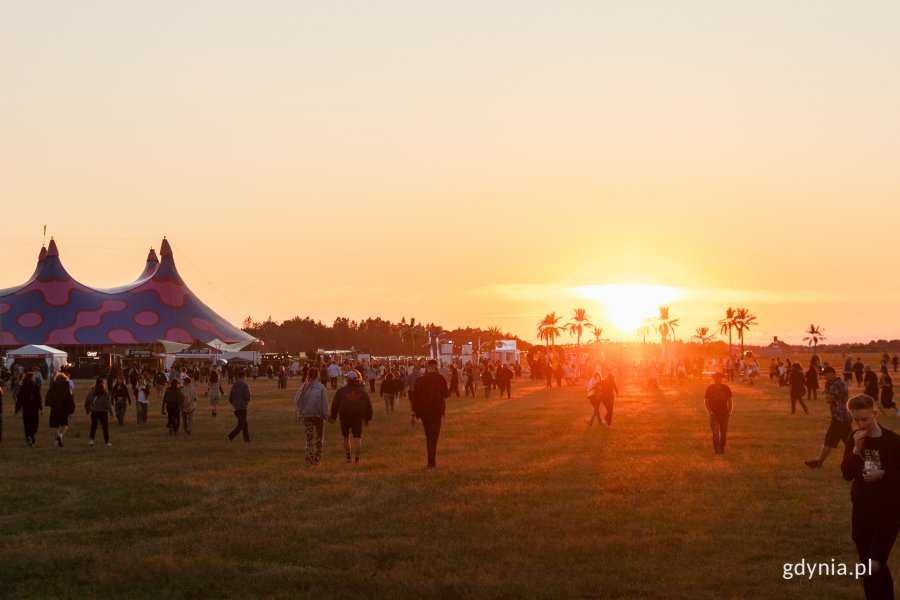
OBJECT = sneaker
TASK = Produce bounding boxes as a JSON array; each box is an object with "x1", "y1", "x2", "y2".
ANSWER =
[
  {"x1": 225, "y1": 436, "x2": 232, "y2": 443},
  {"x1": 57, "y1": 436, "x2": 63, "y2": 448},
  {"x1": 804, "y1": 460, "x2": 820, "y2": 469},
  {"x1": 54, "y1": 437, "x2": 60, "y2": 448},
  {"x1": 106, "y1": 442, "x2": 112, "y2": 447},
  {"x1": 88, "y1": 439, "x2": 94, "y2": 446},
  {"x1": 601, "y1": 419, "x2": 610, "y2": 428}
]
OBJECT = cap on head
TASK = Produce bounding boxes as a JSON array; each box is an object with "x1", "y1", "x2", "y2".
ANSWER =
[{"x1": 346, "y1": 370, "x2": 359, "y2": 381}]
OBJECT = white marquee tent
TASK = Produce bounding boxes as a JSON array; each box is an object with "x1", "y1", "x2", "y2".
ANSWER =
[{"x1": 4, "y1": 344, "x2": 68, "y2": 374}]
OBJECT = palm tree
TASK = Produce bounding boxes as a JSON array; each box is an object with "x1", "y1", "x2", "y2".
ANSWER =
[
  {"x1": 803, "y1": 324, "x2": 825, "y2": 356},
  {"x1": 399, "y1": 318, "x2": 425, "y2": 358},
  {"x1": 479, "y1": 325, "x2": 505, "y2": 355},
  {"x1": 637, "y1": 318, "x2": 654, "y2": 344},
  {"x1": 657, "y1": 306, "x2": 679, "y2": 342},
  {"x1": 590, "y1": 324, "x2": 605, "y2": 344},
  {"x1": 692, "y1": 327, "x2": 715, "y2": 345},
  {"x1": 718, "y1": 307, "x2": 736, "y2": 357},
  {"x1": 537, "y1": 312, "x2": 564, "y2": 352},
  {"x1": 657, "y1": 306, "x2": 679, "y2": 363},
  {"x1": 567, "y1": 308, "x2": 592, "y2": 348},
  {"x1": 732, "y1": 307, "x2": 758, "y2": 357}
]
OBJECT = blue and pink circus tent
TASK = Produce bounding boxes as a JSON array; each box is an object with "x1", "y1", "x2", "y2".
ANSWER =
[{"x1": 0, "y1": 238, "x2": 257, "y2": 351}]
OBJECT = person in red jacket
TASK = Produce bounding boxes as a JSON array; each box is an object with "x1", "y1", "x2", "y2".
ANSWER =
[
  {"x1": 411, "y1": 359, "x2": 449, "y2": 471},
  {"x1": 841, "y1": 394, "x2": 900, "y2": 599}
]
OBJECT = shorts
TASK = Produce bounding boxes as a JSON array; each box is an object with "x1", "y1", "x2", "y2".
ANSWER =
[
  {"x1": 49, "y1": 413, "x2": 69, "y2": 428},
  {"x1": 340, "y1": 417, "x2": 363, "y2": 438},
  {"x1": 824, "y1": 418, "x2": 852, "y2": 449}
]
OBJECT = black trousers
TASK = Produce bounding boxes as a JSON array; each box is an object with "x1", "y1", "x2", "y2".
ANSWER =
[
  {"x1": 90, "y1": 412, "x2": 110, "y2": 443},
  {"x1": 853, "y1": 514, "x2": 900, "y2": 600},
  {"x1": 421, "y1": 417, "x2": 442, "y2": 467},
  {"x1": 498, "y1": 382, "x2": 511, "y2": 399},
  {"x1": 228, "y1": 409, "x2": 250, "y2": 442},
  {"x1": 165, "y1": 401, "x2": 181, "y2": 432}
]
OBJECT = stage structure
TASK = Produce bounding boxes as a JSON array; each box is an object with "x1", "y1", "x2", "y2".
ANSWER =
[{"x1": 0, "y1": 238, "x2": 258, "y2": 369}]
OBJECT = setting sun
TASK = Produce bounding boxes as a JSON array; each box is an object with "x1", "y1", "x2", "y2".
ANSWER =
[{"x1": 575, "y1": 284, "x2": 683, "y2": 335}]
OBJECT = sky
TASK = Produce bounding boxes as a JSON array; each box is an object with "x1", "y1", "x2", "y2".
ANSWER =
[{"x1": 1, "y1": 1, "x2": 899, "y2": 345}]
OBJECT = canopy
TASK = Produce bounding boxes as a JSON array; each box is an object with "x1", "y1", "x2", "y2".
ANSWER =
[{"x1": 4, "y1": 344, "x2": 68, "y2": 373}]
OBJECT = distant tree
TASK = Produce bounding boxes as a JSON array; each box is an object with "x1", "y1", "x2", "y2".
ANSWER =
[
  {"x1": 637, "y1": 318, "x2": 654, "y2": 344},
  {"x1": 803, "y1": 324, "x2": 826, "y2": 355},
  {"x1": 732, "y1": 308, "x2": 758, "y2": 357},
  {"x1": 656, "y1": 306, "x2": 679, "y2": 363},
  {"x1": 537, "y1": 312, "x2": 564, "y2": 351},
  {"x1": 400, "y1": 318, "x2": 425, "y2": 357},
  {"x1": 567, "y1": 308, "x2": 593, "y2": 348},
  {"x1": 718, "y1": 307, "x2": 736, "y2": 357},
  {"x1": 590, "y1": 324, "x2": 605, "y2": 345},
  {"x1": 692, "y1": 326, "x2": 715, "y2": 345}
]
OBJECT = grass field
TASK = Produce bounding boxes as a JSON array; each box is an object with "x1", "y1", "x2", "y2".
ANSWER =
[{"x1": 1, "y1": 364, "x2": 895, "y2": 599}]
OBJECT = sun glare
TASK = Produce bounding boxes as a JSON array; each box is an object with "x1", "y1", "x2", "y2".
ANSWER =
[{"x1": 575, "y1": 284, "x2": 683, "y2": 334}]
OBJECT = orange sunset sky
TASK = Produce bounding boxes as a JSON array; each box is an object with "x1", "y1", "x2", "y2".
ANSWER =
[{"x1": 2, "y1": 2, "x2": 899, "y2": 345}]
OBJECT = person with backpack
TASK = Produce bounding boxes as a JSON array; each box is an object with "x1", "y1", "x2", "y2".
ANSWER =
[{"x1": 328, "y1": 370, "x2": 372, "y2": 464}]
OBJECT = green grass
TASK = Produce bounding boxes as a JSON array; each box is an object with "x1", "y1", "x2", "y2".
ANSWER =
[{"x1": 0, "y1": 373, "x2": 888, "y2": 599}]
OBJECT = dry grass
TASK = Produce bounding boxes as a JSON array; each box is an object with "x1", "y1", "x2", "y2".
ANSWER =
[{"x1": 0, "y1": 365, "x2": 892, "y2": 599}]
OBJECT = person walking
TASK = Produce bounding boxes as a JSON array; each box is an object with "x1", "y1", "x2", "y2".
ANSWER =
[
  {"x1": 704, "y1": 372, "x2": 733, "y2": 455},
  {"x1": 180, "y1": 376, "x2": 198, "y2": 435},
  {"x1": 328, "y1": 370, "x2": 372, "y2": 464},
  {"x1": 14, "y1": 372, "x2": 43, "y2": 447},
  {"x1": 806, "y1": 366, "x2": 852, "y2": 468},
  {"x1": 880, "y1": 366, "x2": 896, "y2": 416},
  {"x1": 495, "y1": 363, "x2": 513, "y2": 399},
  {"x1": 805, "y1": 363, "x2": 820, "y2": 403},
  {"x1": 788, "y1": 363, "x2": 810, "y2": 415},
  {"x1": 481, "y1": 365, "x2": 493, "y2": 399},
  {"x1": 448, "y1": 363, "x2": 460, "y2": 398},
  {"x1": 864, "y1": 365, "x2": 881, "y2": 412},
  {"x1": 294, "y1": 367, "x2": 329, "y2": 466},
  {"x1": 135, "y1": 375, "x2": 151, "y2": 424},
  {"x1": 45, "y1": 372, "x2": 75, "y2": 447},
  {"x1": 226, "y1": 369, "x2": 251, "y2": 443},
  {"x1": 207, "y1": 368, "x2": 224, "y2": 417},
  {"x1": 162, "y1": 378, "x2": 185, "y2": 435},
  {"x1": 110, "y1": 375, "x2": 132, "y2": 426},
  {"x1": 411, "y1": 359, "x2": 449, "y2": 471},
  {"x1": 841, "y1": 394, "x2": 900, "y2": 599},
  {"x1": 378, "y1": 371, "x2": 402, "y2": 416},
  {"x1": 326, "y1": 360, "x2": 341, "y2": 390},
  {"x1": 586, "y1": 371, "x2": 603, "y2": 428},
  {"x1": 598, "y1": 371, "x2": 620, "y2": 428},
  {"x1": 84, "y1": 378, "x2": 113, "y2": 446},
  {"x1": 463, "y1": 364, "x2": 476, "y2": 398}
]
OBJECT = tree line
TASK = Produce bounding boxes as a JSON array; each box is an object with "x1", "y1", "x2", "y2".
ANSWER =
[{"x1": 241, "y1": 315, "x2": 532, "y2": 357}]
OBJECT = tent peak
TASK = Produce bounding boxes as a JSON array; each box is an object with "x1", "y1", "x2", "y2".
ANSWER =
[
  {"x1": 47, "y1": 239, "x2": 59, "y2": 257},
  {"x1": 160, "y1": 238, "x2": 173, "y2": 257},
  {"x1": 146, "y1": 248, "x2": 159, "y2": 263},
  {"x1": 38, "y1": 246, "x2": 47, "y2": 262}
]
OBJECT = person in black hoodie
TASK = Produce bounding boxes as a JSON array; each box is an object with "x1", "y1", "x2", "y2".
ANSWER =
[
  {"x1": 329, "y1": 370, "x2": 373, "y2": 464},
  {"x1": 15, "y1": 371, "x2": 43, "y2": 446},
  {"x1": 411, "y1": 359, "x2": 449, "y2": 471},
  {"x1": 788, "y1": 363, "x2": 809, "y2": 415},
  {"x1": 162, "y1": 378, "x2": 185, "y2": 435},
  {"x1": 110, "y1": 375, "x2": 132, "y2": 426},
  {"x1": 842, "y1": 394, "x2": 900, "y2": 600},
  {"x1": 46, "y1": 372, "x2": 75, "y2": 447}
]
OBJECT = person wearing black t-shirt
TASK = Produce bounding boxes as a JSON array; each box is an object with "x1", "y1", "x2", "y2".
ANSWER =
[
  {"x1": 841, "y1": 394, "x2": 900, "y2": 600},
  {"x1": 704, "y1": 372, "x2": 732, "y2": 455}
]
